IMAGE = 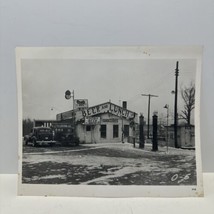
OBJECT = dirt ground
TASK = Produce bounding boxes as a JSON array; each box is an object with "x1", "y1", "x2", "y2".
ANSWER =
[{"x1": 22, "y1": 142, "x2": 197, "y2": 185}]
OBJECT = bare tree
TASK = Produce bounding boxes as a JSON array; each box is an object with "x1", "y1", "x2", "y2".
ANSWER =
[{"x1": 180, "y1": 82, "x2": 195, "y2": 125}]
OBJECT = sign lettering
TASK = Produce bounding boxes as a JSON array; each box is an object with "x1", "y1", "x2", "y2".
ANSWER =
[
  {"x1": 81, "y1": 102, "x2": 135, "y2": 120},
  {"x1": 85, "y1": 117, "x2": 100, "y2": 125},
  {"x1": 58, "y1": 102, "x2": 136, "y2": 122},
  {"x1": 102, "y1": 118, "x2": 118, "y2": 123}
]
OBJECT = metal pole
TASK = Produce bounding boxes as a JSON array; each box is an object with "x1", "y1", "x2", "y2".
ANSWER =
[
  {"x1": 148, "y1": 95, "x2": 151, "y2": 139},
  {"x1": 174, "y1": 61, "x2": 179, "y2": 148},
  {"x1": 166, "y1": 106, "x2": 169, "y2": 153}
]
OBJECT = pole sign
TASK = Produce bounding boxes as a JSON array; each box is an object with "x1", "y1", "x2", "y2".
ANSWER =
[
  {"x1": 65, "y1": 90, "x2": 72, "y2": 100},
  {"x1": 74, "y1": 99, "x2": 88, "y2": 110}
]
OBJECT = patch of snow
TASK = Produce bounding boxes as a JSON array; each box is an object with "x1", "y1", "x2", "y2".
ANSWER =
[
  {"x1": 26, "y1": 174, "x2": 66, "y2": 181},
  {"x1": 23, "y1": 141, "x2": 195, "y2": 185}
]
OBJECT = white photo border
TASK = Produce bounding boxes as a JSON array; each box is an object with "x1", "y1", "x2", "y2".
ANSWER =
[{"x1": 16, "y1": 46, "x2": 203, "y2": 197}]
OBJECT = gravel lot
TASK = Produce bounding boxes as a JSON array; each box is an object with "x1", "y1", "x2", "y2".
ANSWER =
[{"x1": 22, "y1": 142, "x2": 197, "y2": 185}]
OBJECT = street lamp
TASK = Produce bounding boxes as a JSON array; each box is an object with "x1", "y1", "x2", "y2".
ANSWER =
[{"x1": 164, "y1": 104, "x2": 169, "y2": 153}]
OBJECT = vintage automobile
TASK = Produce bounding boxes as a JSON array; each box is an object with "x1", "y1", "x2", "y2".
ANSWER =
[
  {"x1": 52, "y1": 122, "x2": 79, "y2": 146},
  {"x1": 24, "y1": 127, "x2": 56, "y2": 147}
]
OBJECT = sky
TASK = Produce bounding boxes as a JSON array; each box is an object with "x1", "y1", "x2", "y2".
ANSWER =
[{"x1": 21, "y1": 58, "x2": 196, "y2": 124}]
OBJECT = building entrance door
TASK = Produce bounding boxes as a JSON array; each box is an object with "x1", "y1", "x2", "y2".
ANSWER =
[{"x1": 100, "y1": 125, "x2": 107, "y2": 139}]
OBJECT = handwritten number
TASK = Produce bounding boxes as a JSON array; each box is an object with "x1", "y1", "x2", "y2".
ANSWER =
[
  {"x1": 183, "y1": 173, "x2": 191, "y2": 180},
  {"x1": 171, "y1": 173, "x2": 191, "y2": 183},
  {"x1": 171, "y1": 174, "x2": 178, "y2": 181}
]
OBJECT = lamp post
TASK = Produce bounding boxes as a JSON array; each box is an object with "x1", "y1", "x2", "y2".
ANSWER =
[{"x1": 164, "y1": 104, "x2": 169, "y2": 153}]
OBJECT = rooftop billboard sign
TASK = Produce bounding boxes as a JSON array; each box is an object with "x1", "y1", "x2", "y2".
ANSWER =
[{"x1": 80, "y1": 102, "x2": 136, "y2": 120}]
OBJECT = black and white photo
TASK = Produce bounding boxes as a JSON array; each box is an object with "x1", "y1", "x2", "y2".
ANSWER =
[{"x1": 17, "y1": 46, "x2": 203, "y2": 197}]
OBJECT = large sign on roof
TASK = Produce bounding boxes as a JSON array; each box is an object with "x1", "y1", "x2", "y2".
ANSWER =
[
  {"x1": 57, "y1": 102, "x2": 136, "y2": 122},
  {"x1": 78, "y1": 102, "x2": 136, "y2": 120}
]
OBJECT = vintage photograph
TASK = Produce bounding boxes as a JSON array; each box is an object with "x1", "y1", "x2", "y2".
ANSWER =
[{"x1": 17, "y1": 47, "x2": 203, "y2": 197}]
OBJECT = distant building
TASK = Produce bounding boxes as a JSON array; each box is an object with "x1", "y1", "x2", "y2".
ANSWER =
[
  {"x1": 166, "y1": 124, "x2": 195, "y2": 148},
  {"x1": 56, "y1": 101, "x2": 138, "y2": 144},
  {"x1": 34, "y1": 119, "x2": 56, "y2": 128}
]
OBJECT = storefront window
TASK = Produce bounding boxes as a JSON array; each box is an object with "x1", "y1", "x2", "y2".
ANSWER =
[
  {"x1": 124, "y1": 125, "x2": 129, "y2": 137},
  {"x1": 113, "y1": 125, "x2": 119, "y2": 138},
  {"x1": 86, "y1": 125, "x2": 91, "y2": 131},
  {"x1": 100, "y1": 125, "x2": 106, "y2": 138}
]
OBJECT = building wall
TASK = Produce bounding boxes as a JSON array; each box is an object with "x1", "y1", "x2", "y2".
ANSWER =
[
  {"x1": 34, "y1": 120, "x2": 56, "y2": 128},
  {"x1": 76, "y1": 113, "x2": 134, "y2": 143},
  {"x1": 167, "y1": 125, "x2": 195, "y2": 148},
  {"x1": 180, "y1": 126, "x2": 195, "y2": 148}
]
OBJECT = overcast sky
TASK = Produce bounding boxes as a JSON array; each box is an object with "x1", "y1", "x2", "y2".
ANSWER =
[{"x1": 22, "y1": 58, "x2": 196, "y2": 124}]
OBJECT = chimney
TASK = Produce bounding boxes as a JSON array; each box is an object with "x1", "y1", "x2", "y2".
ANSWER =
[{"x1": 122, "y1": 101, "x2": 127, "y2": 109}]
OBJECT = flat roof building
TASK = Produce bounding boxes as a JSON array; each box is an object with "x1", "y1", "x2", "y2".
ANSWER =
[{"x1": 56, "y1": 101, "x2": 138, "y2": 144}]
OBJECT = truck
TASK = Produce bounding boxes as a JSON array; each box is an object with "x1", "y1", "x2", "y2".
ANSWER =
[
  {"x1": 52, "y1": 122, "x2": 79, "y2": 146},
  {"x1": 24, "y1": 127, "x2": 56, "y2": 147}
]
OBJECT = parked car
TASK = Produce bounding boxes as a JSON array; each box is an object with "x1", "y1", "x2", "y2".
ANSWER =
[
  {"x1": 24, "y1": 127, "x2": 56, "y2": 147},
  {"x1": 52, "y1": 123, "x2": 79, "y2": 146}
]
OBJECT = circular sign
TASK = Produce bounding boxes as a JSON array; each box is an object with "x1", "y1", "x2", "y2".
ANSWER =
[{"x1": 65, "y1": 90, "x2": 71, "y2": 99}]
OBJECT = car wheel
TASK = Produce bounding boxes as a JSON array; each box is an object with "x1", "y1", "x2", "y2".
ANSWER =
[{"x1": 32, "y1": 139, "x2": 38, "y2": 147}]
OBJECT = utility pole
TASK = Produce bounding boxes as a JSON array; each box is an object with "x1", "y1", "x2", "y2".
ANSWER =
[
  {"x1": 164, "y1": 104, "x2": 169, "y2": 153},
  {"x1": 141, "y1": 94, "x2": 158, "y2": 139},
  {"x1": 174, "y1": 61, "x2": 179, "y2": 148}
]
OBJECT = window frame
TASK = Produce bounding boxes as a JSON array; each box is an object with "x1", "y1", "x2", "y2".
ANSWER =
[{"x1": 113, "y1": 124, "x2": 119, "y2": 138}]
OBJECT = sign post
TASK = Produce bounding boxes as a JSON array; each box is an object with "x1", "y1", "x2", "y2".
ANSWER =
[{"x1": 65, "y1": 90, "x2": 76, "y2": 138}]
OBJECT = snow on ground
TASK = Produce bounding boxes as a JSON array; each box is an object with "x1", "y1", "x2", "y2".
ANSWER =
[
  {"x1": 24, "y1": 141, "x2": 195, "y2": 156},
  {"x1": 24, "y1": 174, "x2": 67, "y2": 182},
  {"x1": 22, "y1": 142, "x2": 196, "y2": 185},
  {"x1": 23, "y1": 142, "x2": 195, "y2": 173},
  {"x1": 23, "y1": 142, "x2": 195, "y2": 166}
]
